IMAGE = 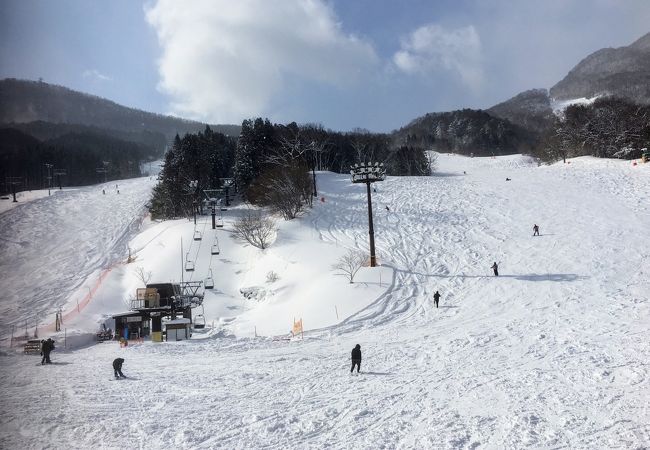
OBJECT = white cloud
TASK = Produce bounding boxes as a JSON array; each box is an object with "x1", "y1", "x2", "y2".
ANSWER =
[
  {"x1": 82, "y1": 69, "x2": 112, "y2": 82},
  {"x1": 145, "y1": 0, "x2": 378, "y2": 124},
  {"x1": 393, "y1": 24, "x2": 483, "y2": 90}
]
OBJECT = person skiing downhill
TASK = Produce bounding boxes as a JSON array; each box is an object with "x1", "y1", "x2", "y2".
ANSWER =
[
  {"x1": 350, "y1": 344, "x2": 362, "y2": 374},
  {"x1": 433, "y1": 291, "x2": 441, "y2": 308},
  {"x1": 533, "y1": 224, "x2": 540, "y2": 236},
  {"x1": 491, "y1": 262, "x2": 499, "y2": 276},
  {"x1": 113, "y1": 358, "x2": 126, "y2": 378}
]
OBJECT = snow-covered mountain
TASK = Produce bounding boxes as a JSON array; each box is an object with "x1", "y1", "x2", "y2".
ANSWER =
[
  {"x1": 487, "y1": 88, "x2": 554, "y2": 133},
  {"x1": 483, "y1": 31, "x2": 650, "y2": 136},
  {"x1": 550, "y1": 32, "x2": 650, "y2": 105},
  {"x1": 1, "y1": 153, "x2": 648, "y2": 448}
]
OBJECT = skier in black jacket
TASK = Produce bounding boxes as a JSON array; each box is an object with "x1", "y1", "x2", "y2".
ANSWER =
[
  {"x1": 350, "y1": 344, "x2": 361, "y2": 373},
  {"x1": 433, "y1": 291, "x2": 441, "y2": 308},
  {"x1": 41, "y1": 338, "x2": 54, "y2": 364},
  {"x1": 113, "y1": 358, "x2": 126, "y2": 378}
]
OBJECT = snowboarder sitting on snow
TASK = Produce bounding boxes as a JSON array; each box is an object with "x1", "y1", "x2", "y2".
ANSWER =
[
  {"x1": 533, "y1": 224, "x2": 540, "y2": 236},
  {"x1": 41, "y1": 338, "x2": 54, "y2": 364},
  {"x1": 433, "y1": 291, "x2": 441, "y2": 308},
  {"x1": 113, "y1": 358, "x2": 126, "y2": 378},
  {"x1": 491, "y1": 262, "x2": 499, "y2": 277},
  {"x1": 385, "y1": 206, "x2": 390, "y2": 212},
  {"x1": 351, "y1": 344, "x2": 362, "y2": 374}
]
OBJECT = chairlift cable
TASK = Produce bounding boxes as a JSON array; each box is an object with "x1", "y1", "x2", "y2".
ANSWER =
[{"x1": 188, "y1": 218, "x2": 208, "y2": 282}]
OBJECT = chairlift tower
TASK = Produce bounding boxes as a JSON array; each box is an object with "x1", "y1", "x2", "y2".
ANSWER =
[
  {"x1": 203, "y1": 188, "x2": 224, "y2": 229},
  {"x1": 350, "y1": 162, "x2": 386, "y2": 267},
  {"x1": 219, "y1": 178, "x2": 234, "y2": 206}
]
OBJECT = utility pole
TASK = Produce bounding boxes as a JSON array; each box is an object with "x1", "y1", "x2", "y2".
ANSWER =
[
  {"x1": 44, "y1": 163, "x2": 53, "y2": 196},
  {"x1": 350, "y1": 162, "x2": 386, "y2": 267}
]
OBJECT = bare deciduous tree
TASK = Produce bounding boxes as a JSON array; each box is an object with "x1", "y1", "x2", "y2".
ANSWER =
[
  {"x1": 133, "y1": 266, "x2": 152, "y2": 287},
  {"x1": 231, "y1": 209, "x2": 276, "y2": 249},
  {"x1": 332, "y1": 250, "x2": 367, "y2": 283}
]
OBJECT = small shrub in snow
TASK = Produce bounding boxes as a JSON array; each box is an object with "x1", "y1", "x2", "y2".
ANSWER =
[
  {"x1": 240, "y1": 286, "x2": 266, "y2": 301},
  {"x1": 266, "y1": 271, "x2": 280, "y2": 283},
  {"x1": 332, "y1": 250, "x2": 367, "y2": 283}
]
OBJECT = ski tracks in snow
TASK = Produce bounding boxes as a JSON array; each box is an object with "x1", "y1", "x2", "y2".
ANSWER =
[{"x1": 0, "y1": 178, "x2": 155, "y2": 335}]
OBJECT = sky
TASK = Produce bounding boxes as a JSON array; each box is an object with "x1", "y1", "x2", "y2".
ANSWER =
[{"x1": 1, "y1": 0, "x2": 650, "y2": 132}]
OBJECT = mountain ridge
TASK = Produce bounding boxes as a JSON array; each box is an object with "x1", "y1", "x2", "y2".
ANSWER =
[
  {"x1": 550, "y1": 31, "x2": 650, "y2": 103},
  {"x1": 0, "y1": 78, "x2": 241, "y2": 141}
]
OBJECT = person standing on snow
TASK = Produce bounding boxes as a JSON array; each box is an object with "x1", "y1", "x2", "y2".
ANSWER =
[
  {"x1": 433, "y1": 291, "x2": 441, "y2": 308},
  {"x1": 491, "y1": 262, "x2": 499, "y2": 277},
  {"x1": 40, "y1": 339, "x2": 48, "y2": 364},
  {"x1": 41, "y1": 338, "x2": 54, "y2": 364},
  {"x1": 113, "y1": 358, "x2": 126, "y2": 378},
  {"x1": 533, "y1": 224, "x2": 540, "y2": 236},
  {"x1": 350, "y1": 344, "x2": 362, "y2": 374}
]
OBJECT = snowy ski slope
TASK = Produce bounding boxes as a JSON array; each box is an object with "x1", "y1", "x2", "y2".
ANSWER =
[
  {"x1": 0, "y1": 153, "x2": 648, "y2": 449},
  {"x1": 0, "y1": 178, "x2": 156, "y2": 338}
]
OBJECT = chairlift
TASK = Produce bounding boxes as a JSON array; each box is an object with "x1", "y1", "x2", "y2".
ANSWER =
[
  {"x1": 216, "y1": 217, "x2": 224, "y2": 228},
  {"x1": 211, "y1": 240, "x2": 220, "y2": 255},
  {"x1": 204, "y1": 269, "x2": 214, "y2": 290},
  {"x1": 204, "y1": 268, "x2": 215, "y2": 288},
  {"x1": 185, "y1": 252, "x2": 195, "y2": 272},
  {"x1": 194, "y1": 314, "x2": 206, "y2": 329},
  {"x1": 193, "y1": 230, "x2": 202, "y2": 241}
]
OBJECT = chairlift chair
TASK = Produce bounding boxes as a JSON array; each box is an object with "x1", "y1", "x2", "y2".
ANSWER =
[
  {"x1": 211, "y1": 241, "x2": 220, "y2": 255},
  {"x1": 185, "y1": 252, "x2": 195, "y2": 272},
  {"x1": 204, "y1": 268, "x2": 215, "y2": 289},
  {"x1": 193, "y1": 230, "x2": 202, "y2": 241},
  {"x1": 194, "y1": 314, "x2": 206, "y2": 329},
  {"x1": 216, "y1": 217, "x2": 224, "y2": 228}
]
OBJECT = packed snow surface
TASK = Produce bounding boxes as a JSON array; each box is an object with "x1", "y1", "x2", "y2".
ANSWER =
[{"x1": 1, "y1": 154, "x2": 648, "y2": 449}]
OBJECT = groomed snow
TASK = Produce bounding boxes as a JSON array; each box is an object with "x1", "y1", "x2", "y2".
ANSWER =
[{"x1": 0, "y1": 153, "x2": 648, "y2": 449}]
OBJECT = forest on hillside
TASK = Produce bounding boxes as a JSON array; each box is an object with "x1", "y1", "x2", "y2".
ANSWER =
[
  {"x1": 393, "y1": 108, "x2": 540, "y2": 157},
  {"x1": 149, "y1": 120, "x2": 430, "y2": 220},
  {"x1": 534, "y1": 97, "x2": 650, "y2": 162},
  {"x1": 0, "y1": 127, "x2": 157, "y2": 194}
]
